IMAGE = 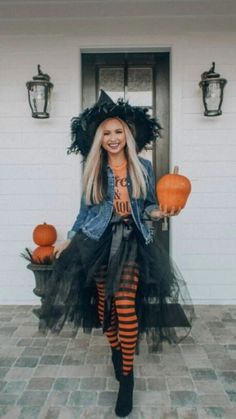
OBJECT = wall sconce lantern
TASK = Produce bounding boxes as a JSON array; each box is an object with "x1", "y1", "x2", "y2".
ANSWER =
[
  {"x1": 26, "y1": 65, "x2": 54, "y2": 119},
  {"x1": 199, "y1": 62, "x2": 227, "y2": 117}
]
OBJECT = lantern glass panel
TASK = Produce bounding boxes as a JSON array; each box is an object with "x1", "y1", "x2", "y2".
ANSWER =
[
  {"x1": 30, "y1": 84, "x2": 46, "y2": 114},
  {"x1": 205, "y1": 80, "x2": 221, "y2": 113}
]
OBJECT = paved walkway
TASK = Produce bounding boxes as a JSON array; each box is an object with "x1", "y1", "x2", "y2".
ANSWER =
[{"x1": 0, "y1": 305, "x2": 236, "y2": 418}]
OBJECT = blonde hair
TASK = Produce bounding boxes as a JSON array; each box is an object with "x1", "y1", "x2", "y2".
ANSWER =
[{"x1": 83, "y1": 117, "x2": 147, "y2": 204}]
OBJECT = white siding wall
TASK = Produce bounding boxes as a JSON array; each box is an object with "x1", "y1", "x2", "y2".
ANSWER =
[
  {"x1": 0, "y1": 23, "x2": 235, "y2": 304},
  {"x1": 0, "y1": 38, "x2": 82, "y2": 303},
  {"x1": 171, "y1": 33, "x2": 236, "y2": 303}
]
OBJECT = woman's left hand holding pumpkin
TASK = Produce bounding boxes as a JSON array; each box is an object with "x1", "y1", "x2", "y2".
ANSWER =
[
  {"x1": 150, "y1": 205, "x2": 182, "y2": 220},
  {"x1": 160, "y1": 204, "x2": 182, "y2": 217}
]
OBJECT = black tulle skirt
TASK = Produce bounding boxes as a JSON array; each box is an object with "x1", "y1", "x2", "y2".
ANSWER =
[{"x1": 33, "y1": 214, "x2": 195, "y2": 352}]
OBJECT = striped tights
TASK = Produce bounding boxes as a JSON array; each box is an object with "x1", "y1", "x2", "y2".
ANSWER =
[{"x1": 95, "y1": 263, "x2": 139, "y2": 375}]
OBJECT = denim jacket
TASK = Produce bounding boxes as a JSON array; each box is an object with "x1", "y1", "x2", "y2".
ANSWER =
[{"x1": 67, "y1": 157, "x2": 159, "y2": 245}]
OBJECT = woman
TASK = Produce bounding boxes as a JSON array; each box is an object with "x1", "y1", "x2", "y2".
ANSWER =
[{"x1": 35, "y1": 90, "x2": 194, "y2": 418}]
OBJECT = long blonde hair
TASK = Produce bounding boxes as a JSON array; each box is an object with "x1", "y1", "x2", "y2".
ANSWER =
[{"x1": 83, "y1": 117, "x2": 147, "y2": 204}]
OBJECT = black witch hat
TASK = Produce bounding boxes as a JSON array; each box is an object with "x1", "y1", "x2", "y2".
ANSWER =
[{"x1": 68, "y1": 89, "x2": 162, "y2": 157}]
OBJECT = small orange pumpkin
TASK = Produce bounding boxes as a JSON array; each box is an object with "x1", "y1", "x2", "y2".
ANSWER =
[
  {"x1": 156, "y1": 166, "x2": 191, "y2": 212},
  {"x1": 32, "y1": 246, "x2": 55, "y2": 264},
  {"x1": 33, "y1": 222, "x2": 57, "y2": 246}
]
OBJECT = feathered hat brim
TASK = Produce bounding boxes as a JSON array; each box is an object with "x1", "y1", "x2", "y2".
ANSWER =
[{"x1": 68, "y1": 89, "x2": 162, "y2": 157}]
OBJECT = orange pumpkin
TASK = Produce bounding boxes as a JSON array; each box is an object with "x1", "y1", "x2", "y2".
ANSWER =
[
  {"x1": 32, "y1": 246, "x2": 55, "y2": 264},
  {"x1": 156, "y1": 166, "x2": 191, "y2": 212},
  {"x1": 33, "y1": 222, "x2": 57, "y2": 246}
]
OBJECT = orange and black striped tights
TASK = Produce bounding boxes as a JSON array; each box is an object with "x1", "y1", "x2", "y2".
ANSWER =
[{"x1": 95, "y1": 262, "x2": 139, "y2": 375}]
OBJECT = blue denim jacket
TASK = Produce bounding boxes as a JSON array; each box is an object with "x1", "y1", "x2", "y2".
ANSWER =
[{"x1": 67, "y1": 157, "x2": 159, "y2": 244}]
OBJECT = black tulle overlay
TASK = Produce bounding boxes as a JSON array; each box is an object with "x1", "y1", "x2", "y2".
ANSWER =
[{"x1": 33, "y1": 214, "x2": 195, "y2": 352}]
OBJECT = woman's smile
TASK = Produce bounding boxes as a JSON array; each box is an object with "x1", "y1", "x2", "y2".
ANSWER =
[{"x1": 108, "y1": 141, "x2": 121, "y2": 150}]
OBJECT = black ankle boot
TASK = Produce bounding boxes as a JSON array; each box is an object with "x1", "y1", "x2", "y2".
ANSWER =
[
  {"x1": 111, "y1": 348, "x2": 122, "y2": 382},
  {"x1": 115, "y1": 369, "x2": 134, "y2": 417}
]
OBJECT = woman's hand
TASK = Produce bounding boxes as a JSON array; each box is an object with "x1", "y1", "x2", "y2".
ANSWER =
[
  {"x1": 53, "y1": 239, "x2": 71, "y2": 259},
  {"x1": 150, "y1": 204, "x2": 182, "y2": 219},
  {"x1": 160, "y1": 204, "x2": 182, "y2": 217}
]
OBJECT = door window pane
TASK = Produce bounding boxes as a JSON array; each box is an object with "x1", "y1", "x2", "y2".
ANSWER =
[
  {"x1": 128, "y1": 67, "x2": 153, "y2": 151},
  {"x1": 127, "y1": 67, "x2": 152, "y2": 107},
  {"x1": 99, "y1": 67, "x2": 124, "y2": 101}
]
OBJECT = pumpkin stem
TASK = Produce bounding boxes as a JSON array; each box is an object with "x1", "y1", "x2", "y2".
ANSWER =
[{"x1": 173, "y1": 166, "x2": 179, "y2": 174}]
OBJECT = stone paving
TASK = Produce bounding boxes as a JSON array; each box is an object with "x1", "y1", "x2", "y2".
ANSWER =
[{"x1": 1, "y1": 305, "x2": 236, "y2": 418}]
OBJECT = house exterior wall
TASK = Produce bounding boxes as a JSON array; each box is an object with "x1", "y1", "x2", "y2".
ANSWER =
[{"x1": 0, "y1": 16, "x2": 235, "y2": 304}]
